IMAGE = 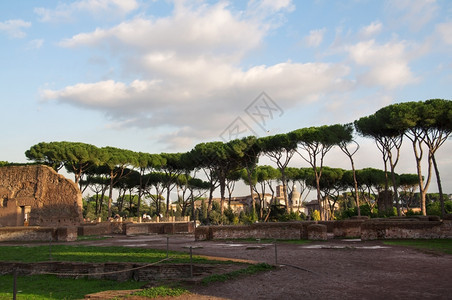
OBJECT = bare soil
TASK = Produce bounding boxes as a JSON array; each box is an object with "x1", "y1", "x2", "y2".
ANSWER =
[{"x1": 7, "y1": 234, "x2": 452, "y2": 299}]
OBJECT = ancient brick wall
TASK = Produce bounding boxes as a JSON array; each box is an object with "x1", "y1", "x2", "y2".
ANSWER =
[
  {"x1": 78, "y1": 222, "x2": 114, "y2": 236},
  {"x1": 195, "y1": 218, "x2": 452, "y2": 241},
  {"x1": 195, "y1": 222, "x2": 308, "y2": 241},
  {"x1": 0, "y1": 262, "x2": 213, "y2": 282},
  {"x1": 360, "y1": 218, "x2": 452, "y2": 240},
  {"x1": 124, "y1": 222, "x2": 194, "y2": 236},
  {"x1": 0, "y1": 226, "x2": 77, "y2": 242},
  {"x1": 0, "y1": 165, "x2": 83, "y2": 227},
  {"x1": 333, "y1": 219, "x2": 368, "y2": 238}
]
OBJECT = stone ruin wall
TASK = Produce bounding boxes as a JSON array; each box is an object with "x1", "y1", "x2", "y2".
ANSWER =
[
  {"x1": 0, "y1": 165, "x2": 83, "y2": 227},
  {"x1": 195, "y1": 217, "x2": 452, "y2": 241}
]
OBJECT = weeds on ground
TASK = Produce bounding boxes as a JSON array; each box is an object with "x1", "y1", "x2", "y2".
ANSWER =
[
  {"x1": 383, "y1": 239, "x2": 452, "y2": 255},
  {"x1": 201, "y1": 263, "x2": 274, "y2": 285},
  {"x1": 130, "y1": 286, "x2": 189, "y2": 298}
]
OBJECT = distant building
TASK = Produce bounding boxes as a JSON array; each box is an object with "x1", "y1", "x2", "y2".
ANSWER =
[
  {"x1": 170, "y1": 185, "x2": 312, "y2": 215},
  {"x1": 304, "y1": 198, "x2": 340, "y2": 219}
]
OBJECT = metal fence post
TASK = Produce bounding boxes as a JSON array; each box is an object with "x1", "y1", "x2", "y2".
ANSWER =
[
  {"x1": 274, "y1": 243, "x2": 278, "y2": 265},
  {"x1": 13, "y1": 268, "x2": 17, "y2": 300}
]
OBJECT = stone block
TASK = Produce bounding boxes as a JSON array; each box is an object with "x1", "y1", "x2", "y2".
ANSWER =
[
  {"x1": 307, "y1": 224, "x2": 327, "y2": 240},
  {"x1": 57, "y1": 226, "x2": 77, "y2": 241}
]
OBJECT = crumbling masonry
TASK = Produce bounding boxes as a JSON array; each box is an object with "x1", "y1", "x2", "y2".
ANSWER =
[{"x1": 0, "y1": 165, "x2": 83, "y2": 227}]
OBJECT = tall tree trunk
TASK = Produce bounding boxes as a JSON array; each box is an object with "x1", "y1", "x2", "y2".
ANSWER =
[
  {"x1": 412, "y1": 138, "x2": 433, "y2": 216},
  {"x1": 219, "y1": 171, "x2": 226, "y2": 224},
  {"x1": 94, "y1": 192, "x2": 99, "y2": 216},
  {"x1": 108, "y1": 172, "x2": 114, "y2": 219},
  {"x1": 137, "y1": 169, "x2": 143, "y2": 220},
  {"x1": 246, "y1": 168, "x2": 256, "y2": 219},
  {"x1": 351, "y1": 160, "x2": 360, "y2": 217},
  {"x1": 166, "y1": 187, "x2": 171, "y2": 216},
  {"x1": 315, "y1": 174, "x2": 323, "y2": 220},
  {"x1": 191, "y1": 190, "x2": 196, "y2": 229},
  {"x1": 281, "y1": 170, "x2": 289, "y2": 213},
  {"x1": 99, "y1": 187, "x2": 106, "y2": 217},
  {"x1": 207, "y1": 186, "x2": 214, "y2": 225},
  {"x1": 432, "y1": 153, "x2": 445, "y2": 218},
  {"x1": 389, "y1": 160, "x2": 400, "y2": 216}
]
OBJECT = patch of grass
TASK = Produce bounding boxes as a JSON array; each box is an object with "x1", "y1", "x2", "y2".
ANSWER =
[
  {"x1": 201, "y1": 263, "x2": 274, "y2": 285},
  {"x1": 383, "y1": 239, "x2": 452, "y2": 255},
  {"x1": 279, "y1": 239, "x2": 312, "y2": 245},
  {"x1": 0, "y1": 245, "x2": 222, "y2": 264},
  {"x1": 131, "y1": 286, "x2": 189, "y2": 298},
  {"x1": 0, "y1": 274, "x2": 142, "y2": 300}
]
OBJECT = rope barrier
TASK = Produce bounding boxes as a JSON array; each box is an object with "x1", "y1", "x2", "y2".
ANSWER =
[{"x1": 37, "y1": 257, "x2": 171, "y2": 277}]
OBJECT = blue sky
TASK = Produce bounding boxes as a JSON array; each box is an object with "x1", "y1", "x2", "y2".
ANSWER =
[{"x1": 1, "y1": 0, "x2": 451, "y2": 194}]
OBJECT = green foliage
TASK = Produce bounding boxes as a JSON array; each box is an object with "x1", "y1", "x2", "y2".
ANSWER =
[
  {"x1": 224, "y1": 208, "x2": 238, "y2": 224},
  {"x1": 199, "y1": 199, "x2": 208, "y2": 224},
  {"x1": 266, "y1": 204, "x2": 286, "y2": 222},
  {"x1": 0, "y1": 275, "x2": 142, "y2": 300},
  {"x1": 238, "y1": 210, "x2": 255, "y2": 225},
  {"x1": 340, "y1": 204, "x2": 377, "y2": 219},
  {"x1": 311, "y1": 210, "x2": 321, "y2": 221},
  {"x1": 132, "y1": 286, "x2": 189, "y2": 298},
  {"x1": 426, "y1": 200, "x2": 452, "y2": 216},
  {"x1": 83, "y1": 195, "x2": 109, "y2": 220},
  {"x1": 378, "y1": 206, "x2": 397, "y2": 218},
  {"x1": 383, "y1": 239, "x2": 452, "y2": 255},
  {"x1": 278, "y1": 211, "x2": 302, "y2": 222}
]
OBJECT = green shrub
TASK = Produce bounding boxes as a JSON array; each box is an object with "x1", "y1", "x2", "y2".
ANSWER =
[
  {"x1": 278, "y1": 211, "x2": 301, "y2": 222},
  {"x1": 239, "y1": 211, "x2": 255, "y2": 224},
  {"x1": 427, "y1": 200, "x2": 452, "y2": 216},
  {"x1": 340, "y1": 204, "x2": 377, "y2": 219}
]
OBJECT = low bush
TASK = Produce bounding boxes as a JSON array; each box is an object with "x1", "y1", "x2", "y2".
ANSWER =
[{"x1": 427, "y1": 200, "x2": 452, "y2": 216}]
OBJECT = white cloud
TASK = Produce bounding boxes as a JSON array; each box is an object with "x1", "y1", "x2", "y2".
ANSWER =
[
  {"x1": 0, "y1": 19, "x2": 31, "y2": 38},
  {"x1": 42, "y1": 60, "x2": 352, "y2": 147},
  {"x1": 436, "y1": 22, "x2": 452, "y2": 45},
  {"x1": 347, "y1": 39, "x2": 417, "y2": 89},
  {"x1": 28, "y1": 39, "x2": 44, "y2": 49},
  {"x1": 359, "y1": 21, "x2": 382, "y2": 38},
  {"x1": 248, "y1": 0, "x2": 295, "y2": 13},
  {"x1": 44, "y1": 1, "x2": 355, "y2": 149},
  {"x1": 305, "y1": 28, "x2": 326, "y2": 47},
  {"x1": 59, "y1": 4, "x2": 263, "y2": 59},
  {"x1": 34, "y1": 0, "x2": 139, "y2": 22},
  {"x1": 385, "y1": 0, "x2": 438, "y2": 31}
]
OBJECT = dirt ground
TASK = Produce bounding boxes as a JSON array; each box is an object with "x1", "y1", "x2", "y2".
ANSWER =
[{"x1": 6, "y1": 234, "x2": 452, "y2": 300}]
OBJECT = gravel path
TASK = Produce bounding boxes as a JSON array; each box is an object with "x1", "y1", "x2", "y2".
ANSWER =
[
  {"x1": 5, "y1": 234, "x2": 452, "y2": 299},
  {"x1": 72, "y1": 234, "x2": 452, "y2": 300}
]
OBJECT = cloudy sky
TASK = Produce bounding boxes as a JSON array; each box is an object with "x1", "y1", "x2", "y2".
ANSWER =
[{"x1": 1, "y1": 0, "x2": 451, "y2": 194}]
